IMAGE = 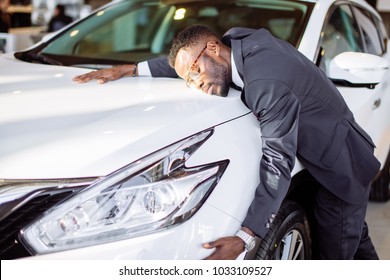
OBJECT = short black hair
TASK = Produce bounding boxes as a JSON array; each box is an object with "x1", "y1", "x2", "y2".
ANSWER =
[
  {"x1": 168, "y1": 25, "x2": 219, "y2": 68},
  {"x1": 56, "y1": 4, "x2": 65, "y2": 15}
]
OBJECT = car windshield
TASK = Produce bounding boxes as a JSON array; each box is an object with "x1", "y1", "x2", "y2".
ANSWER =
[{"x1": 16, "y1": 0, "x2": 314, "y2": 67}]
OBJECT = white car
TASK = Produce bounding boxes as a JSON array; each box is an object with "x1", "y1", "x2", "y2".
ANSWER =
[{"x1": 0, "y1": 0, "x2": 389, "y2": 260}]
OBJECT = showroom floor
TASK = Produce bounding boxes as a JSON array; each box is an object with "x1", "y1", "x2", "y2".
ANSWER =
[{"x1": 366, "y1": 199, "x2": 390, "y2": 260}]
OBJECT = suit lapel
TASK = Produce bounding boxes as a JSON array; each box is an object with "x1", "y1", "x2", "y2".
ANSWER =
[{"x1": 230, "y1": 39, "x2": 249, "y2": 108}]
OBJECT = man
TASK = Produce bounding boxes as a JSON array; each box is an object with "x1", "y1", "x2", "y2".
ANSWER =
[
  {"x1": 74, "y1": 25, "x2": 380, "y2": 260},
  {"x1": 0, "y1": 0, "x2": 10, "y2": 33},
  {"x1": 47, "y1": 4, "x2": 73, "y2": 32},
  {"x1": 0, "y1": 0, "x2": 10, "y2": 53}
]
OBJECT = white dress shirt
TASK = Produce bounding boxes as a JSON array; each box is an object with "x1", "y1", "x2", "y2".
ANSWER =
[{"x1": 231, "y1": 52, "x2": 244, "y2": 89}]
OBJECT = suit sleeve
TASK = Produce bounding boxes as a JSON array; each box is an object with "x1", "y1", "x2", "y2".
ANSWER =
[
  {"x1": 242, "y1": 79, "x2": 300, "y2": 238},
  {"x1": 147, "y1": 56, "x2": 178, "y2": 78}
]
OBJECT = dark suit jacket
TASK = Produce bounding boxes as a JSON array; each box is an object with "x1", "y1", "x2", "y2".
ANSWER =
[{"x1": 148, "y1": 28, "x2": 380, "y2": 238}]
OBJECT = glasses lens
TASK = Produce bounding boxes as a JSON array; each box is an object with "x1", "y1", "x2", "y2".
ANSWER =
[
  {"x1": 189, "y1": 71, "x2": 200, "y2": 81},
  {"x1": 186, "y1": 71, "x2": 200, "y2": 88}
]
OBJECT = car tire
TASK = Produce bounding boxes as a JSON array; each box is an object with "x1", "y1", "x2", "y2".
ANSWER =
[
  {"x1": 369, "y1": 152, "x2": 390, "y2": 202},
  {"x1": 250, "y1": 200, "x2": 312, "y2": 260}
]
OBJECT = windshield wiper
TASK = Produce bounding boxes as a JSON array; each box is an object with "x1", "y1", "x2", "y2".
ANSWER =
[
  {"x1": 22, "y1": 52, "x2": 63, "y2": 66},
  {"x1": 34, "y1": 52, "x2": 63, "y2": 65}
]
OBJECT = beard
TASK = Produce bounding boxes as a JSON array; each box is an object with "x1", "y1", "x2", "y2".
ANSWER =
[{"x1": 205, "y1": 56, "x2": 230, "y2": 97}]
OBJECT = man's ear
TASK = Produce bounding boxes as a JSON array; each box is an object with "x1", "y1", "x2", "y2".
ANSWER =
[{"x1": 206, "y1": 41, "x2": 220, "y2": 56}]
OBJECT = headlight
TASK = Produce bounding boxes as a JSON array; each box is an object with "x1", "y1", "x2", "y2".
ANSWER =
[{"x1": 20, "y1": 129, "x2": 228, "y2": 254}]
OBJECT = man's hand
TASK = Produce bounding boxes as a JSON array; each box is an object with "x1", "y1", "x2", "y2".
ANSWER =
[
  {"x1": 73, "y1": 64, "x2": 136, "y2": 84},
  {"x1": 202, "y1": 236, "x2": 245, "y2": 260},
  {"x1": 203, "y1": 227, "x2": 256, "y2": 260}
]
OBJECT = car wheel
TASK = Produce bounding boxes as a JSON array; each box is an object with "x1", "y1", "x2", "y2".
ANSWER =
[
  {"x1": 369, "y1": 152, "x2": 390, "y2": 202},
  {"x1": 251, "y1": 200, "x2": 312, "y2": 260}
]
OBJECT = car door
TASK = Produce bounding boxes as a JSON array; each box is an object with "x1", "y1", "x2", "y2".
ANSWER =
[{"x1": 317, "y1": 3, "x2": 390, "y2": 165}]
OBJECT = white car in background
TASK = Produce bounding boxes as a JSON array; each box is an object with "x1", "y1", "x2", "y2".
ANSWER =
[{"x1": 0, "y1": 0, "x2": 389, "y2": 260}]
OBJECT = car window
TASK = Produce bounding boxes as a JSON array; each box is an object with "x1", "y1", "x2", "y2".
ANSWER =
[
  {"x1": 27, "y1": 0, "x2": 313, "y2": 66},
  {"x1": 318, "y1": 4, "x2": 364, "y2": 74},
  {"x1": 352, "y1": 6, "x2": 383, "y2": 56},
  {"x1": 42, "y1": 2, "x2": 172, "y2": 62}
]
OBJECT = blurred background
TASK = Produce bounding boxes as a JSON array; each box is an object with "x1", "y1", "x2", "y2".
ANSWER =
[{"x1": 1, "y1": 0, "x2": 111, "y2": 52}]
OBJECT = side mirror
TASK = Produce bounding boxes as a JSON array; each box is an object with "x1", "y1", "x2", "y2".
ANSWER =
[{"x1": 328, "y1": 52, "x2": 389, "y2": 89}]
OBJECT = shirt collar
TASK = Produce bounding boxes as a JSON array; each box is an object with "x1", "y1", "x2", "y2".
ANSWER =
[{"x1": 231, "y1": 52, "x2": 244, "y2": 89}]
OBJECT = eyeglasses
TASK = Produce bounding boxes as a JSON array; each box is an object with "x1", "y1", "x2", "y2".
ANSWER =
[{"x1": 186, "y1": 45, "x2": 207, "y2": 88}]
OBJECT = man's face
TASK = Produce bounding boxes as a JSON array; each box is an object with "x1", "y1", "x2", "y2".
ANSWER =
[
  {"x1": 174, "y1": 42, "x2": 230, "y2": 97},
  {"x1": 1, "y1": 0, "x2": 10, "y2": 9}
]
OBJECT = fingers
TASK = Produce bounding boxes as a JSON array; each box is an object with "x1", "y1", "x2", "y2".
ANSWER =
[
  {"x1": 202, "y1": 236, "x2": 246, "y2": 260},
  {"x1": 98, "y1": 78, "x2": 107, "y2": 84},
  {"x1": 202, "y1": 243, "x2": 224, "y2": 260},
  {"x1": 203, "y1": 238, "x2": 226, "y2": 249},
  {"x1": 73, "y1": 70, "x2": 109, "y2": 84},
  {"x1": 73, "y1": 65, "x2": 135, "y2": 84},
  {"x1": 73, "y1": 72, "x2": 98, "y2": 83},
  {"x1": 72, "y1": 75, "x2": 87, "y2": 83},
  {"x1": 203, "y1": 236, "x2": 235, "y2": 249}
]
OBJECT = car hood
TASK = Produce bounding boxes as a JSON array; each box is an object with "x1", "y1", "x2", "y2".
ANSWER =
[{"x1": 0, "y1": 54, "x2": 250, "y2": 179}]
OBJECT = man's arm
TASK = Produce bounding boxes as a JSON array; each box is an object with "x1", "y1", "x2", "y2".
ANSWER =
[
  {"x1": 73, "y1": 56, "x2": 177, "y2": 84},
  {"x1": 243, "y1": 79, "x2": 300, "y2": 238},
  {"x1": 202, "y1": 80, "x2": 300, "y2": 260}
]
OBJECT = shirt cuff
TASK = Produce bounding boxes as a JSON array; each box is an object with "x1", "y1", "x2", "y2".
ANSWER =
[{"x1": 137, "y1": 61, "x2": 152, "y2": 76}]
